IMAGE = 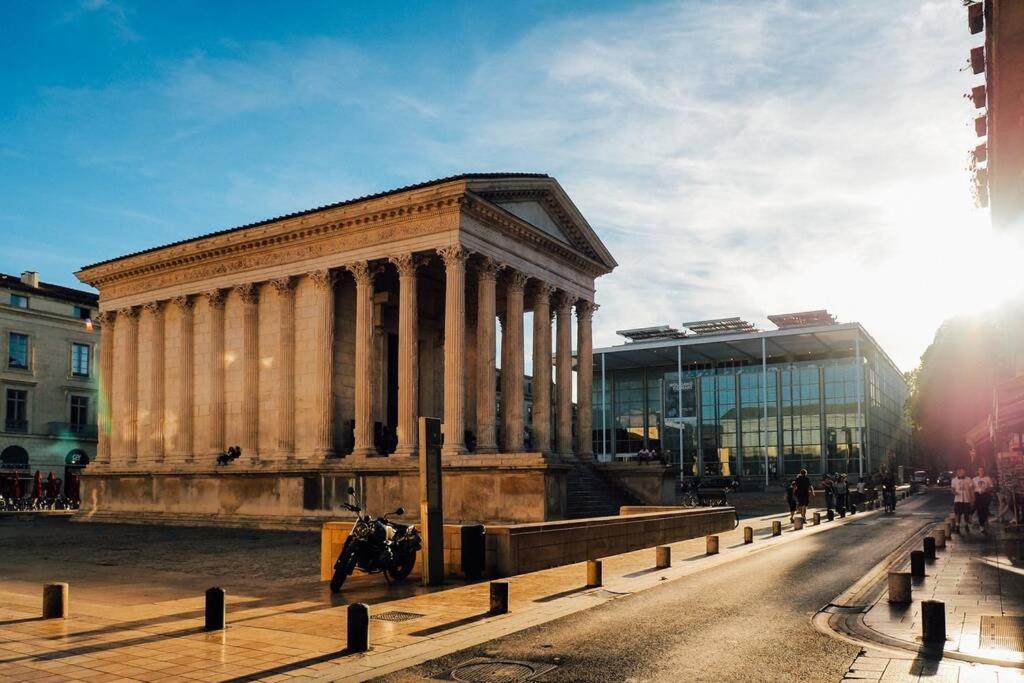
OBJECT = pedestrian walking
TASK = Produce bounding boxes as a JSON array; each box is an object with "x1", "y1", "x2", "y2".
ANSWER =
[
  {"x1": 785, "y1": 479, "x2": 797, "y2": 522},
  {"x1": 973, "y1": 465, "x2": 995, "y2": 533},
  {"x1": 835, "y1": 474, "x2": 849, "y2": 515},
  {"x1": 822, "y1": 474, "x2": 835, "y2": 514},
  {"x1": 794, "y1": 469, "x2": 813, "y2": 521},
  {"x1": 881, "y1": 469, "x2": 896, "y2": 513},
  {"x1": 951, "y1": 466, "x2": 975, "y2": 533}
]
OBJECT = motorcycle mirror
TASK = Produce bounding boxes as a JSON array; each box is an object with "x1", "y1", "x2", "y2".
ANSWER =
[
  {"x1": 394, "y1": 507, "x2": 405, "y2": 516},
  {"x1": 347, "y1": 486, "x2": 356, "y2": 495}
]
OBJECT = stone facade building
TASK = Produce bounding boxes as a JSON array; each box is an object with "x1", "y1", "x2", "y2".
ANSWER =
[
  {"x1": 75, "y1": 174, "x2": 616, "y2": 526},
  {"x1": 1, "y1": 271, "x2": 99, "y2": 498}
]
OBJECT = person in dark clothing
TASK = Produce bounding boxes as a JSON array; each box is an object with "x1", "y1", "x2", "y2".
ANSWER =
[
  {"x1": 822, "y1": 475, "x2": 835, "y2": 515},
  {"x1": 793, "y1": 469, "x2": 813, "y2": 521},
  {"x1": 785, "y1": 479, "x2": 797, "y2": 522},
  {"x1": 881, "y1": 470, "x2": 897, "y2": 513}
]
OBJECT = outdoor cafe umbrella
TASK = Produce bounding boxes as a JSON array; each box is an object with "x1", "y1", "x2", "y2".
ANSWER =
[{"x1": 33, "y1": 470, "x2": 43, "y2": 499}]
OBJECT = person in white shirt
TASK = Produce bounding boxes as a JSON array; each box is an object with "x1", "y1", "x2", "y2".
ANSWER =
[
  {"x1": 951, "y1": 467, "x2": 975, "y2": 533},
  {"x1": 973, "y1": 466, "x2": 995, "y2": 532}
]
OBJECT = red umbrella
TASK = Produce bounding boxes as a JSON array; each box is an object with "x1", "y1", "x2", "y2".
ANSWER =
[
  {"x1": 12, "y1": 474, "x2": 21, "y2": 499},
  {"x1": 46, "y1": 471, "x2": 58, "y2": 498},
  {"x1": 33, "y1": 470, "x2": 43, "y2": 499}
]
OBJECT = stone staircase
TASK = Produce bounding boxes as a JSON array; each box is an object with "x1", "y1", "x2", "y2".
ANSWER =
[{"x1": 566, "y1": 462, "x2": 643, "y2": 519}]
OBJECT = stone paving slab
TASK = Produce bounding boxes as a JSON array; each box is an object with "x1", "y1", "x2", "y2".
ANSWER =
[{"x1": 0, "y1": 504, "x2": 875, "y2": 682}]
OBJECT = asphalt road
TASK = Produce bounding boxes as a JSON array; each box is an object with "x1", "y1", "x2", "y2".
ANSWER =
[{"x1": 379, "y1": 490, "x2": 950, "y2": 683}]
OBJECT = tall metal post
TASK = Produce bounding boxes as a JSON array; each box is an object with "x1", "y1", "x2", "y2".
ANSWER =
[
  {"x1": 600, "y1": 353, "x2": 607, "y2": 460},
  {"x1": 762, "y1": 336, "x2": 769, "y2": 489},
  {"x1": 855, "y1": 336, "x2": 864, "y2": 479},
  {"x1": 418, "y1": 417, "x2": 444, "y2": 586},
  {"x1": 677, "y1": 345, "x2": 684, "y2": 478}
]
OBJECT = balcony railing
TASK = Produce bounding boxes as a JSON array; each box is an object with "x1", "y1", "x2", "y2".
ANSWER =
[{"x1": 47, "y1": 422, "x2": 98, "y2": 440}]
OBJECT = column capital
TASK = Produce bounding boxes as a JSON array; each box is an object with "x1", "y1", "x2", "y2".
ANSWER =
[
  {"x1": 95, "y1": 310, "x2": 117, "y2": 325},
  {"x1": 344, "y1": 262, "x2": 380, "y2": 287},
  {"x1": 309, "y1": 268, "x2": 339, "y2": 289},
  {"x1": 143, "y1": 300, "x2": 165, "y2": 316},
  {"x1": 472, "y1": 255, "x2": 503, "y2": 281},
  {"x1": 437, "y1": 244, "x2": 470, "y2": 268},
  {"x1": 576, "y1": 300, "x2": 598, "y2": 321},
  {"x1": 204, "y1": 289, "x2": 227, "y2": 310},
  {"x1": 530, "y1": 280, "x2": 555, "y2": 304},
  {"x1": 552, "y1": 290, "x2": 574, "y2": 313},
  {"x1": 270, "y1": 276, "x2": 295, "y2": 295},
  {"x1": 118, "y1": 306, "x2": 141, "y2": 321},
  {"x1": 234, "y1": 282, "x2": 259, "y2": 305},
  {"x1": 503, "y1": 269, "x2": 528, "y2": 293},
  {"x1": 389, "y1": 253, "x2": 428, "y2": 278},
  {"x1": 171, "y1": 295, "x2": 193, "y2": 311}
]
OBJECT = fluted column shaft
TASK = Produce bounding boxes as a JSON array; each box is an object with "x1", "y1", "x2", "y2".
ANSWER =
[
  {"x1": 237, "y1": 284, "x2": 260, "y2": 463},
  {"x1": 145, "y1": 302, "x2": 165, "y2": 464},
  {"x1": 272, "y1": 278, "x2": 296, "y2": 461},
  {"x1": 390, "y1": 255, "x2": 423, "y2": 456},
  {"x1": 173, "y1": 296, "x2": 194, "y2": 463},
  {"x1": 475, "y1": 258, "x2": 499, "y2": 453},
  {"x1": 576, "y1": 300, "x2": 596, "y2": 460},
  {"x1": 531, "y1": 283, "x2": 554, "y2": 456},
  {"x1": 554, "y1": 293, "x2": 574, "y2": 457},
  {"x1": 97, "y1": 311, "x2": 115, "y2": 464},
  {"x1": 121, "y1": 308, "x2": 140, "y2": 464},
  {"x1": 439, "y1": 245, "x2": 468, "y2": 456},
  {"x1": 502, "y1": 271, "x2": 526, "y2": 452},
  {"x1": 311, "y1": 270, "x2": 338, "y2": 458},
  {"x1": 349, "y1": 263, "x2": 377, "y2": 457},
  {"x1": 206, "y1": 290, "x2": 226, "y2": 456}
]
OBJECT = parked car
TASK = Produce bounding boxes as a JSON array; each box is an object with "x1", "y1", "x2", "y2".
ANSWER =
[
  {"x1": 911, "y1": 470, "x2": 930, "y2": 486},
  {"x1": 936, "y1": 471, "x2": 953, "y2": 487}
]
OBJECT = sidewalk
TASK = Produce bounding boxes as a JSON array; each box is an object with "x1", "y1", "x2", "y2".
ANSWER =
[{"x1": 0, "y1": 503, "x2": 868, "y2": 683}]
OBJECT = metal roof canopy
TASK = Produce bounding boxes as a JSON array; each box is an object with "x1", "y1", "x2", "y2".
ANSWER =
[
  {"x1": 595, "y1": 322, "x2": 904, "y2": 376},
  {"x1": 616, "y1": 325, "x2": 689, "y2": 342},
  {"x1": 767, "y1": 309, "x2": 837, "y2": 329},
  {"x1": 683, "y1": 317, "x2": 758, "y2": 336}
]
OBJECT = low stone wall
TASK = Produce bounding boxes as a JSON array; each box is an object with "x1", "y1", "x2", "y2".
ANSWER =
[{"x1": 595, "y1": 462, "x2": 677, "y2": 505}]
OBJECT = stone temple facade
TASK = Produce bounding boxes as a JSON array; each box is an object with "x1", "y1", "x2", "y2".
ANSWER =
[{"x1": 75, "y1": 173, "x2": 617, "y2": 527}]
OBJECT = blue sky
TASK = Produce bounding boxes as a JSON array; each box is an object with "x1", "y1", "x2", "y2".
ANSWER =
[{"x1": 2, "y1": 0, "x2": 1020, "y2": 370}]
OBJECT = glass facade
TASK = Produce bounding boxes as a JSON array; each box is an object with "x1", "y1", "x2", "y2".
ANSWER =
[{"x1": 592, "y1": 332, "x2": 911, "y2": 481}]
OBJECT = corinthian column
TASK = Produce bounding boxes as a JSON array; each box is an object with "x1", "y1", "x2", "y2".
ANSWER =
[
  {"x1": 271, "y1": 277, "x2": 296, "y2": 462},
  {"x1": 390, "y1": 254, "x2": 425, "y2": 456},
  {"x1": 474, "y1": 257, "x2": 500, "y2": 453},
  {"x1": 96, "y1": 311, "x2": 115, "y2": 464},
  {"x1": 576, "y1": 300, "x2": 597, "y2": 460},
  {"x1": 205, "y1": 289, "x2": 226, "y2": 457},
  {"x1": 236, "y1": 283, "x2": 260, "y2": 464},
  {"x1": 502, "y1": 270, "x2": 527, "y2": 452},
  {"x1": 554, "y1": 291, "x2": 574, "y2": 458},
  {"x1": 120, "y1": 307, "x2": 140, "y2": 465},
  {"x1": 439, "y1": 245, "x2": 469, "y2": 456},
  {"x1": 144, "y1": 301, "x2": 165, "y2": 464},
  {"x1": 531, "y1": 282, "x2": 554, "y2": 456},
  {"x1": 310, "y1": 269, "x2": 338, "y2": 459},
  {"x1": 348, "y1": 262, "x2": 377, "y2": 457},
  {"x1": 172, "y1": 296, "x2": 194, "y2": 463}
]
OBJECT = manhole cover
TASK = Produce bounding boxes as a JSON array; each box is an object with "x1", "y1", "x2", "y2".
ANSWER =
[
  {"x1": 980, "y1": 616, "x2": 1024, "y2": 653},
  {"x1": 450, "y1": 658, "x2": 556, "y2": 682},
  {"x1": 371, "y1": 611, "x2": 424, "y2": 622}
]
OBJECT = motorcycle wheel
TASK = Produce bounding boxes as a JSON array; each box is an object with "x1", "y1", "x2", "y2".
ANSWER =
[
  {"x1": 329, "y1": 541, "x2": 358, "y2": 594},
  {"x1": 386, "y1": 549, "x2": 416, "y2": 582}
]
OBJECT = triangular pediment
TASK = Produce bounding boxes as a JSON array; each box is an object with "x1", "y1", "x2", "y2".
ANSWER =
[{"x1": 492, "y1": 200, "x2": 572, "y2": 246}]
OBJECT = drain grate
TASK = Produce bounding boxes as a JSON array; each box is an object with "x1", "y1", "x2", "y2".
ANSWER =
[
  {"x1": 980, "y1": 616, "x2": 1024, "y2": 653},
  {"x1": 822, "y1": 603, "x2": 867, "y2": 614},
  {"x1": 371, "y1": 610, "x2": 425, "y2": 622},
  {"x1": 450, "y1": 658, "x2": 556, "y2": 683}
]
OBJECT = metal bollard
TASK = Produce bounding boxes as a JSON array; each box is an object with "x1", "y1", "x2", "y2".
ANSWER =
[
  {"x1": 827, "y1": 509, "x2": 834, "y2": 522},
  {"x1": 813, "y1": 512, "x2": 821, "y2": 525},
  {"x1": 839, "y1": 507, "x2": 846, "y2": 518},
  {"x1": 772, "y1": 520, "x2": 782, "y2": 536},
  {"x1": 921, "y1": 600, "x2": 946, "y2": 643},
  {"x1": 931, "y1": 529, "x2": 946, "y2": 549},
  {"x1": 346, "y1": 603, "x2": 369, "y2": 652},
  {"x1": 586, "y1": 560, "x2": 602, "y2": 587},
  {"x1": 204, "y1": 587, "x2": 226, "y2": 631},
  {"x1": 42, "y1": 583, "x2": 68, "y2": 619},
  {"x1": 656, "y1": 546, "x2": 671, "y2": 569},
  {"x1": 489, "y1": 581, "x2": 509, "y2": 615},
  {"x1": 706, "y1": 535, "x2": 719, "y2": 555},
  {"x1": 923, "y1": 536, "x2": 936, "y2": 561},
  {"x1": 888, "y1": 572, "x2": 912, "y2": 604},
  {"x1": 910, "y1": 551, "x2": 925, "y2": 578},
  {"x1": 793, "y1": 517, "x2": 804, "y2": 531},
  {"x1": 743, "y1": 526, "x2": 753, "y2": 544}
]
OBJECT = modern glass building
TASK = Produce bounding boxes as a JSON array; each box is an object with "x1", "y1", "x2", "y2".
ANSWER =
[{"x1": 591, "y1": 311, "x2": 911, "y2": 481}]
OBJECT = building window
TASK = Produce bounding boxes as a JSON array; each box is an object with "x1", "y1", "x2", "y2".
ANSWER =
[
  {"x1": 71, "y1": 343, "x2": 91, "y2": 377},
  {"x1": 73, "y1": 306, "x2": 91, "y2": 320},
  {"x1": 8, "y1": 333, "x2": 28, "y2": 369},
  {"x1": 70, "y1": 396, "x2": 89, "y2": 432},
  {"x1": 10, "y1": 294, "x2": 28, "y2": 309},
  {"x1": 5, "y1": 389, "x2": 28, "y2": 433}
]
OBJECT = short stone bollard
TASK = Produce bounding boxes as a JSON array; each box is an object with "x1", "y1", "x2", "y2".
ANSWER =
[
  {"x1": 489, "y1": 581, "x2": 509, "y2": 615},
  {"x1": 706, "y1": 535, "x2": 719, "y2": 555},
  {"x1": 923, "y1": 536, "x2": 936, "y2": 561},
  {"x1": 813, "y1": 512, "x2": 821, "y2": 526},
  {"x1": 42, "y1": 583, "x2": 68, "y2": 619},
  {"x1": 586, "y1": 560, "x2": 603, "y2": 588},
  {"x1": 743, "y1": 526, "x2": 753, "y2": 544},
  {"x1": 888, "y1": 571, "x2": 912, "y2": 604},
  {"x1": 347, "y1": 603, "x2": 369, "y2": 653},
  {"x1": 839, "y1": 507, "x2": 846, "y2": 518},
  {"x1": 204, "y1": 587, "x2": 226, "y2": 631},
  {"x1": 793, "y1": 517, "x2": 804, "y2": 531},
  {"x1": 910, "y1": 550, "x2": 926, "y2": 578},
  {"x1": 921, "y1": 600, "x2": 946, "y2": 643},
  {"x1": 656, "y1": 546, "x2": 671, "y2": 569},
  {"x1": 772, "y1": 520, "x2": 782, "y2": 536},
  {"x1": 827, "y1": 509, "x2": 834, "y2": 522},
  {"x1": 931, "y1": 529, "x2": 946, "y2": 549}
]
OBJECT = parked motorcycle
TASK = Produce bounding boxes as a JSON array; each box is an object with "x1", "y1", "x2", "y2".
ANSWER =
[{"x1": 329, "y1": 487, "x2": 421, "y2": 593}]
